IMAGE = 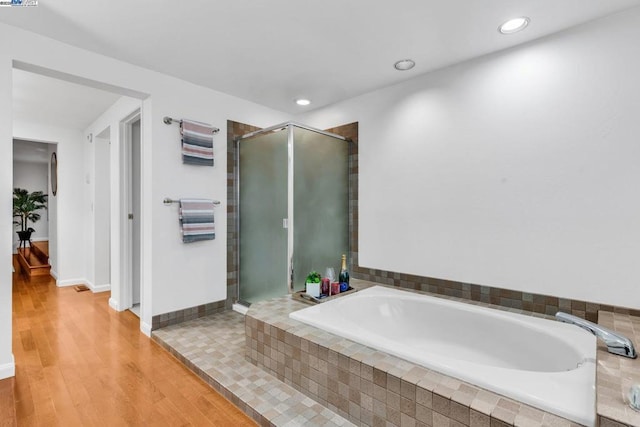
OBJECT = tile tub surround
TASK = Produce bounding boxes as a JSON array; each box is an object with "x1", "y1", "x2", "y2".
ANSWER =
[
  {"x1": 352, "y1": 268, "x2": 640, "y2": 326},
  {"x1": 152, "y1": 310, "x2": 354, "y2": 426},
  {"x1": 246, "y1": 280, "x2": 584, "y2": 427},
  {"x1": 151, "y1": 299, "x2": 226, "y2": 330},
  {"x1": 596, "y1": 311, "x2": 640, "y2": 427}
]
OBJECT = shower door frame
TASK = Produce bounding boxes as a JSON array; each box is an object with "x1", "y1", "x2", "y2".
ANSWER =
[{"x1": 235, "y1": 122, "x2": 349, "y2": 305}]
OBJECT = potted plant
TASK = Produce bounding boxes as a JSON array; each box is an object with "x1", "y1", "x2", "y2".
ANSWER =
[
  {"x1": 305, "y1": 270, "x2": 322, "y2": 297},
  {"x1": 13, "y1": 187, "x2": 47, "y2": 243}
]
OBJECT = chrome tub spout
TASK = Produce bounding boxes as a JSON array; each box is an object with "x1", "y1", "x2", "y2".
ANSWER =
[{"x1": 556, "y1": 312, "x2": 637, "y2": 358}]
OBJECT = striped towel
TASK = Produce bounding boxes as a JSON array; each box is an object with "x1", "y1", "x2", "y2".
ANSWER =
[
  {"x1": 181, "y1": 119, "x2": 214, "y2": 166},
  {"x1": 179, "y1": 199, "x2": 215, "y2": 243}
]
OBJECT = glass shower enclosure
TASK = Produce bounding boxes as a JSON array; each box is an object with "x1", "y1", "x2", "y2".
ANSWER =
[{"x1": 237, "y1": 123, "x2": 349, "y2": 304}]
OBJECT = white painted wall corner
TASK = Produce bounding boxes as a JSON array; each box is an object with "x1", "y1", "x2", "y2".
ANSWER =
[
  {"x1": 86, "y1": 280, "x2": 110, "y2": 293},
  {"x1": 108, "y1": 297, "x2": 121, "y2": 311},
  {"x1": 140, "y1": 321, "x2": 151, "y2": 337},
  {"x1": 0, "y1": 354, "x2": 15, "y2": 380}
]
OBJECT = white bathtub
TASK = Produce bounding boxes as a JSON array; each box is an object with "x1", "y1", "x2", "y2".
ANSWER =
[{"x1": 289, "y1": 286, "x2": 596, "y2": 426}]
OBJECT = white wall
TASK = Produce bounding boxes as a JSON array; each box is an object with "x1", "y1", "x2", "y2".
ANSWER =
[
  {"x1": 93, "y1": 135, "x2": 111, "y2": 290},
  {"x1": 12, "y1": 160, "x2": 49, "y2": 250},
  {"x1": 298, "y1": 8, "x2": 640, "y2": 309},
  {"x1": 0, "y1": 52, "x2": 14, "y2": 379},
  {"x1": 84, "y1": 97, "x2": 141, "y2": 307},
  {"x1": 0, "y1": 19, "x2": 289, "y2": 362}
]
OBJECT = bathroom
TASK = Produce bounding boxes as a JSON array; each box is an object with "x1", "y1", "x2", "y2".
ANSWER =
[
  {"x1": 161, "y1": 5, "x2": 640, "y2": 425},
  {"x1": 2, "y1": 2, "x2": 640, "y2": 426}
]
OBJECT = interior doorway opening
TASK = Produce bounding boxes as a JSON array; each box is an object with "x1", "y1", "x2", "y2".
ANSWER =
[
  {"x1": 121, "y1": 112, "x2": 142, "y2": 318},
  {"x1": 12, "y1": 139, "x2": 57, "y2": 278}
]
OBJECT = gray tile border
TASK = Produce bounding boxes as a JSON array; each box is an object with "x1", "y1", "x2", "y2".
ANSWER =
[
  {"x1": 245, "y1": 281, "x2": 583, "y2": 427},
  {"x1": 152, "y1": 310, "x2": 354, "y2": 426}
]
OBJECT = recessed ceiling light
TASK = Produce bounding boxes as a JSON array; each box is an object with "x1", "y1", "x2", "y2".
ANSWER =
[
  {"x1": 498, "y1": 17, "x2": 530, "y2": 34},
  {"x1": 295, "y1": 99, "x2": 311, "y2": 106},
  {"x1": 394, "y1": 59, "x2": 415, "y2": 71}
]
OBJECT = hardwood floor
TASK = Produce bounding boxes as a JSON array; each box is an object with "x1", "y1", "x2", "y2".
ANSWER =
[{"x1": 2, "y1": 257, "x2": 256, "y2": 426}]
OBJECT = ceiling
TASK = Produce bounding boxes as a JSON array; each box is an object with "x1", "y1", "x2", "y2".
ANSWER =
[
  {"x1": 1, "y1": 0, "x2": 639, "y2": 113},
  {"x1": 13, "y1": 68, "x2": 122, "y2": 130},
  {"x1": 13, "y1": 139, "x2": 50, "y2": 164}
]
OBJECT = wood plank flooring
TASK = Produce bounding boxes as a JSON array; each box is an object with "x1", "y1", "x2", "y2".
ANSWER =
[{"x1": 1, "y1": 256, "x2": 256, "y2": 426}]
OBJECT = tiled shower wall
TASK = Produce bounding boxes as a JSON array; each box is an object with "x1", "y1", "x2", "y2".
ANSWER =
[{"x1": 226, "y1": 121, "x2": 359, "y2": 310}]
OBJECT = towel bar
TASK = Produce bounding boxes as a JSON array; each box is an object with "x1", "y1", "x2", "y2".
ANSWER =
[
  {"x1": 163, "y1": 198, "x2": 221, "y2": 206},
  {"x1": 163, "y1": 116, "x2": 220, "y2": 134}
]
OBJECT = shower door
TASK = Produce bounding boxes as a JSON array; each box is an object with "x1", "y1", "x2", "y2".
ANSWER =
[
  {"x1": 238, "y1": 129, "x2": 289, "y2": 303},
  {"x1": 291, "y1": 126, "x2": 349, "y2": 292},
  {"x1": 238, "y1": 124, "x2": 349, "y2": 304}
]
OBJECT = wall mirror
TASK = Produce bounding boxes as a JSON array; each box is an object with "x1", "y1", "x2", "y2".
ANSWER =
[{"x1": 51, "y1": 152, "x2": 58, "y2": 196}]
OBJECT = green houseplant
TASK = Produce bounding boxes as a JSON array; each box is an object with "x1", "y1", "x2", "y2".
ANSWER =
[
  {"x1": 13, "y1": 187, "x2": 47, "y2": 242},
  {"x1": 305, "y1": 271, "x2": 322, "y2": 297}
]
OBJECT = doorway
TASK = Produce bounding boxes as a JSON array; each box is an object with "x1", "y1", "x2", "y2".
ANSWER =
[
  {"x1": 12, "y1": 139, "x2": 55, "y2": 278},
  {"x1": 122, "y1": 114, "x2": 142, "y2": 317}
]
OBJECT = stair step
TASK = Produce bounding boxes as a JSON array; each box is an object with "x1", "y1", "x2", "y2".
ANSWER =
[
  {"x1": 30, "y1": 242, "x2": 49, "y2": 264},
  {"x1": 17, "y1": 248, "x2": 51, "y2": 277}
]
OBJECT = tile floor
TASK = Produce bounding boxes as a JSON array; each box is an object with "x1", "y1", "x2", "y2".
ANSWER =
[{"x1": 152, "y1": 310, "x2": 353, "y2": 427}]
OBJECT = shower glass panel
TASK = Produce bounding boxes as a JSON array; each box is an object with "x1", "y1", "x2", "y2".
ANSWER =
[
  {"x1": 238, "y1": 130, "x2": 289, "y2": 303},
  {"x1": 292, "y1": 127, "x2": 349, "y2": 292},
  {"x1": 238, "y1": 123, "x2": 349, "y2": 304}
]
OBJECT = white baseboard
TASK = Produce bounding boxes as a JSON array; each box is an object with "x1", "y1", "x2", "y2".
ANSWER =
[
  {"x1": 88, "y1": 281, "x2": 111, "y2": 293},
  {"x1": 232, "y1": 303, "x2": 249, "y2": 315},
  {"x1": 31, "y1": 237, "x2": 48, "y2": 242},
  {"x1": 0, "y1": 355, "x2": 15, "y2": 379},
  {"x1": 109, "y1": 297, "x2": 122, "y2": 311},
  {"x1": 140, "y1": 321, "x2": 152, "y2": 337},
  {"x1": 50, "y1": 269, "x2": 58, "y2": 280},
  {"x1": 56, "y1": 278, "x2": 87, "y2": 287}
]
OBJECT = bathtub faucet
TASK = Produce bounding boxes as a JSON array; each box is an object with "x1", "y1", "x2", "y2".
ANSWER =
[{"x1": 555, "y1": 312, "x2": 637, "y2": 359}]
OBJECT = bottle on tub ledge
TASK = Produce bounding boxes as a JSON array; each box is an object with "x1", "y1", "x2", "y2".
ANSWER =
[{"x1": 339, "y1": 254, "x2": 349, "y2": 292}]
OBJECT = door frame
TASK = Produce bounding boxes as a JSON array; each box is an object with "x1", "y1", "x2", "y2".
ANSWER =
[{"x1": 118, "y1": 109, "x2": 141, "y2": 314}]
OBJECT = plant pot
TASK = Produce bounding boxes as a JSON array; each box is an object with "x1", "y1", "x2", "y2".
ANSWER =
[
  {"x1": 17, "y1": 230, "x2": 33, "y2": 241},
  {"x1": 306, "y1": 282, "x2": 321, "y2": 298}
]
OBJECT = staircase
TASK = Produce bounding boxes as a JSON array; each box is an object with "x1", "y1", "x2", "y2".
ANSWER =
[{"x1": 17, "y1": 241, "x2": 51, "y2": 277}]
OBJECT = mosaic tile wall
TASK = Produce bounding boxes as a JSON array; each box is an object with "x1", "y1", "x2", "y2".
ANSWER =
[
  {"x1": 596, "y1": 311, "x2": 640, "y2": 427},
  {"x1": 151, "y1": 300, "x2": 225, "y2": 330},
  {"x1": 352, "y1": 269, "x2": 640, "y2": 323},
  {"x1": 324, "y1": 123, "x2": 359, "y2": 273},
  {"x1": 245, "y1": 291, "x2": 582, "y2": 427},
  {"x1": 152, "y1": 310, "x2": 353, "y2": 427}
]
